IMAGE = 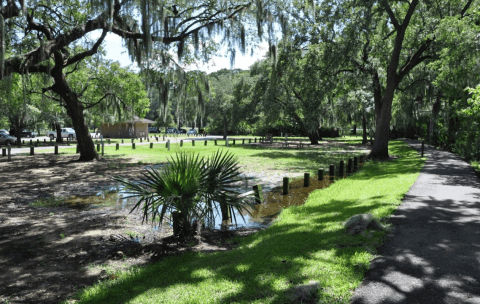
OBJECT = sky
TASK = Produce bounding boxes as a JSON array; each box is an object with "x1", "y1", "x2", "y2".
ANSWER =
[{"x1": 100, "y1": 33, "x2": 268, "y2": 73}]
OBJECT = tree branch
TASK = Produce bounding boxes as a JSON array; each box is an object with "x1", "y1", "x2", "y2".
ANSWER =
[
  {"x1": 398, "y1": 38, "x2": 434, "y2": 81},
  {"x1": 396, "y1": 78, "x2": 431, "y2": 92},
  {"x1": 461, "y1": 0, "x2": 474, "y2": 18},
  {"x1": 65, "y1": 29, "x2": 107, "y2": 67},
  {"x1": 0, "y1": 0, "x2": 21, "y2": 20},
  {"x1": 381, "y1": 0, "x2": 399, "y2": 29}
]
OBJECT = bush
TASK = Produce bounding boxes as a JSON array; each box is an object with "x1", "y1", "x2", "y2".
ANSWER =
[{"x1": 113, "y1": 150, "x2": 253, "y2": 238}]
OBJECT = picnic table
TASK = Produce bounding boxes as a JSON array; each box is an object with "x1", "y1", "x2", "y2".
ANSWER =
[{"x1": 281, "y1": 139, "x2": 306, "y2": 149}]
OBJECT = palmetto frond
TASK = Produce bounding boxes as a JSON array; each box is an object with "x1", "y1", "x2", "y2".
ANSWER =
[{"x1": 113, "y1": 150, "x2": 252, "y2": 236}]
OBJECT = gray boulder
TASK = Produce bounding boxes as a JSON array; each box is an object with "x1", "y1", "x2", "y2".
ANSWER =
[{"x1": 344, "y1": 213, "x2": 384, "y2": 235}]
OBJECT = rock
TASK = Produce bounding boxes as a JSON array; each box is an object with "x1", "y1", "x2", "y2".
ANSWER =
[
  {"x1": 287, "y1": 280, "x2": 320, "y2": 303},
  {"x1": 344, "y1": 213, "x2": 384, "y2": 235}
]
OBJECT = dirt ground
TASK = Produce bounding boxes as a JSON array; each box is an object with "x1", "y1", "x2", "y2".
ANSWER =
[{"x1": 0, "y1": 154, "x2": 260, "y2": 304}]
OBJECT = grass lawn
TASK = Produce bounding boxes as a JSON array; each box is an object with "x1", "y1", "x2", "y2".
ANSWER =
[
  {"x1": 69, "y1": 140, "x2": 424, "y2": 304},
  {"x1": 48, "y1": 137, "x2": 366, "y2": 177}
]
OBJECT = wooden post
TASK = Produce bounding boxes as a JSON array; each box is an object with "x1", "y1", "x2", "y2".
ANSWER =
[
  {"x1": 7, "y1": 144, "x2": 11, "y2": 161},
  {"x1": 1, "y1": 147, "x2": 5, "y2": 157},
  {"x1": 30, "y1": 146, "x2": 34, "y2": 155},
  {"x1": 140, "y1": 138, "x2": 143, "y2": 143},
  {"x1": 192, "y1": 139, "x2": 195, "y2": 146},
  {"x1": 131, "y1": 138, "x2": 134, "y2": 143},
  {"x1": 329, "y1": 164, "x2": 335, "y2": 181},
  {"x1": 108, "y1": 139, "x2": 111, "y2": 144},
  {"x1": 116, "y1": 143, "x2": 120, "y2": 150},
  {"x1": 318, "y1": 169, "x2": 324, "y2": 181},
  {"x1": 101, "y1": 143, "x2": 104, "y2": 156},
  {"x1": 168, "y1": 139, "x2": 170, "y2": 151},
  {"x1": 253, "y1": 185, "x2": 263, "y2": 204},
  {"x1": 132, "y1": 143, "x2": 136, "y2": 149},
  {"x1": 339, "y1": 160, "x2": 345, "y2": 178},
  {"x1": 180, "y1": 140, "x2": 183, "y2": 147},
  {"x1": 283, "y1": 177, "x2": 289, "y2": 195},
  {"x1": 421, "y1": 141, "x2": 424, "y2": 157},
  {"x1": 215, "y1": 139, "x2": 217, "y2": 145},
  {"x1": 147, "y1": 137, "x2": 150, "y2": 142},
  {"x1": 353, "y1": 157, "x2": 358, "y2": 172},
  {"x1": 76, "y1": 145, "x2": 79, "y2": 153},
  {"x1": 226, "y1": 138, "x2": 229, "y2": 147},
  {"x1": 359, "y1": 155, "x2": 364, "y2": 164},
  {"x1": 242, "y1": 139, "x2": 245, "y2": 145},
  {"x1": 347, "y1": 158, "x2": 353, "y2": 174},
  {"x1": 96, "y1": 144, "x2": 100, "y2": 152},
  {"x1": 44, "y1": 139, "x2": 46, "y2": 144},
  {"x1": 204, "y1": 140, "x2": 207, "y2": 146},
  {"x1": 255, "y1": 138, "x2": 257, "y2": 143},
  {"x1": 121, "y1": 139, "x2": 124, "y2": 144},
  {"x1": 249, "y1": 139, "x2": 251, "y2": 144},
  {"x1": 54, "y1": 144, "x2": 58, "y2": 154},
  {"x1": 30, "y1": 139, "x2": 32, "y2": 146},
  {"x1": 150, "y1": 142, "x2": 153, "y2": 149},
  {"x1": 304, "y1": 172, "x2": 310, "y2": 187}
]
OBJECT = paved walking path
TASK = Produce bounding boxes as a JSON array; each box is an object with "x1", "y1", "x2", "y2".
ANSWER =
[{"x1": 351, "y1": 140, "x2": 480, "y2": 304}]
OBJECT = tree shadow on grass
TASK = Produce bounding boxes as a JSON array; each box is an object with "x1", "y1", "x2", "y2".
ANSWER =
[{"x1": 73, "y1": 198, "x2": 388, "y2": 304}]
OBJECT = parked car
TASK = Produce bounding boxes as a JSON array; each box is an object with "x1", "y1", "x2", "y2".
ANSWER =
[
  {"x1": 0, "y1": 134, "x2": 17, "y2": 146},
  {"x1": 0, "y1": 129, "x2": 9, "y2": 135},
  {"x1": 166, "y1": 128, "x2": 178, "y2": 134},
  {"x1": 187, "y1": 129, "x2": 197, "y2": 135},
  {"x1": 12, "y1": 129, "x2": 37, "y2": 138},
  {"x1": 46, "y1": 128, "x2": 76, "y2": 140},
  {"x1": 178, "y1": 128, "x2": 187, "y2": 134},
  {"x1": 148, "y1": 127, "x2": 159, "y2": 133}
]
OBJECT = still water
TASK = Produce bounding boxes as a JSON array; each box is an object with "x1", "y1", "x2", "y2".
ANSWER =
[{"x1": 51, "y1": 174, "x2": 333, "y2": 230}]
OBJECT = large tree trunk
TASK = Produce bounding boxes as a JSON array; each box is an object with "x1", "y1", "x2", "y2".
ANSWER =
[
  {"x1": 370, "y1": 0, "x2": 422, "y2": 159},
  {"x1": 308, "y1": 133, "x2": 320, "y2": 145},
  {"x1": 371, "y1": 86, "x2": 394, "y2": 159},
  {"x1": 51, "y1": 56, "x2": 98, "y2": 161},
  {"x1": 55, "y1": 122, "x2": 63, "y2": 143},
  {"x1": 362, "y1": 111, "x2": 368, "y2": 144},
  {"x1": 429, "y1": 95, "x2": 441, "y2": 144},
  {"x1": 223, "y1": 115, "x2": 228, "y2": 139},
  {"x1": 10, "y1": 113, "x2": 25, "y2": 147}
]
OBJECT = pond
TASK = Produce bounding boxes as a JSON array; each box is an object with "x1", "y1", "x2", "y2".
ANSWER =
[{"x1": 46, "y1": 173, "x2": 334, "y2": 230}]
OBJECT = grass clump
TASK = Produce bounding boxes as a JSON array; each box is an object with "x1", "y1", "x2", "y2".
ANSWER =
[{"x1": 71, "y1": 140, "x2": 424, "y2": 304}]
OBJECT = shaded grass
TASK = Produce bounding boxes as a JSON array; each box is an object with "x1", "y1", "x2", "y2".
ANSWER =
[{"x1": 70, "y1": 141, "x2": 424, "y2": 304}]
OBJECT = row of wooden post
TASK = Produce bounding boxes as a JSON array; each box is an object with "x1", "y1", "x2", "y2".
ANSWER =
[
  {"x1": 281, "y1": 155, "x2": 365, "y2": 195},
  {"x1": 1, "y1": 144, "x2": 60, "y2": 160}
]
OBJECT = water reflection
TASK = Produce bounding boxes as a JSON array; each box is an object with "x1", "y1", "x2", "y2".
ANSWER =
[{"x1": 48, "y1": 174, "x2": 334, "y2": 230}]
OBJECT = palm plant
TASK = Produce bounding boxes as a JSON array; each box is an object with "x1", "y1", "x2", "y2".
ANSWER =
[{"x1": 113, "y1": 150, "x2": 253, "y2": 238}]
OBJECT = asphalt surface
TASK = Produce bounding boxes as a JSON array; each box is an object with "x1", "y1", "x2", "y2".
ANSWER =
[{"x1": 351, "y1": 140, "x2": 480, "y2": 304}]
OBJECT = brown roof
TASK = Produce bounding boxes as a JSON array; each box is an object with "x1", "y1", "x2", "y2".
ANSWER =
[{"x1": 125, "y1": 116, "x2": 156, "y2": 124}]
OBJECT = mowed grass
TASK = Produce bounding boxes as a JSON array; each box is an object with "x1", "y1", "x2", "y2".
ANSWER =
[
  {"x1": 70, "y1": 140, "x2": 424, "y2": 304},
  {"x1": 50, "y1": 137, "x2": 366, "y2": 176}
]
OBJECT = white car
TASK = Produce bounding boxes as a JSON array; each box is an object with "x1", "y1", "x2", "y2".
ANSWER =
[
  {"x1": 46, "y1": 128, "x2": 76, "y2": 140},
  {"x1": 0, "y1": 134, "x2": 17, "y2": 146},
  {"x1": 187, "y1": 129, "x2": 197, "y2": 135}
]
